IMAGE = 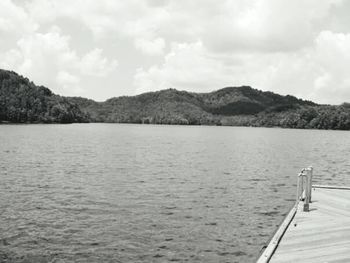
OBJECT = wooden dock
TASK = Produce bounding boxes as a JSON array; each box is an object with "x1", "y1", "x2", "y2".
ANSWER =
[{"x1": 257, "y1": 168, "x2": 350, "y2": 263}]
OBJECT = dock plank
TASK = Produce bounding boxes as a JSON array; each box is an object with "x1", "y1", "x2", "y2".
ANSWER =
[{"x1": 269, "y1": 187, "x2": 350, "y2": 263}]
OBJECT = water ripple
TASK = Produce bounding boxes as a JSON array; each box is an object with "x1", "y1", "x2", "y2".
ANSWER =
[{"x1": 1, "y1": 124, "x2": 350, "y2": 262}]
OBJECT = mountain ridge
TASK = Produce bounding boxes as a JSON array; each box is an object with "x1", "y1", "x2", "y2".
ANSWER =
[{"x1": 1, "y1": 69, "x2": 350, "y2": 130}]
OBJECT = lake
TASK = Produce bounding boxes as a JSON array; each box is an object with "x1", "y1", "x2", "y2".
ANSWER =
[{"x1": 1, "y1": 124, "x2": 350, "y2": 263}]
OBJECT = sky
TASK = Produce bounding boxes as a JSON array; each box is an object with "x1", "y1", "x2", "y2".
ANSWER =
[{"x1": 1, "y1": 0, "x2": 350, "y2": 104}]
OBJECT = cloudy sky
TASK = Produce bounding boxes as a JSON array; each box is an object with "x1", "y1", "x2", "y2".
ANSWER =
[{"x1": 1, "y1": 0, "x2": 350, "y2": 104}]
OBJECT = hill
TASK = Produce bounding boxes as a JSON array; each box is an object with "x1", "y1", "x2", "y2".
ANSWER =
[
  {"x1": 69, "y1": 86, "x2": 318, "y2": 125},
  {"x1": 1, "y1": 69, "x2": 350, "y2": 130},
  {"x1": 0, "y1": 70, "x2": 89, "y2": 123}
]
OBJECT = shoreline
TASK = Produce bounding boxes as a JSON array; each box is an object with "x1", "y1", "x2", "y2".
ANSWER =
[{"x1": 1, "y1": 121, "x2": 350, "y2": 131}]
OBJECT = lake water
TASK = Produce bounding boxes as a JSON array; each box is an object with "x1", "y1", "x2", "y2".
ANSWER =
[{"x1": 1, "y1": 124, "x2": 350, "y2": 263}]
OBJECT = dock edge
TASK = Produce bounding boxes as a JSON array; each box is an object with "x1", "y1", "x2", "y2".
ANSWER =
[{"x1": 256, "y1": 204, "x2": 297, "y2": 263}]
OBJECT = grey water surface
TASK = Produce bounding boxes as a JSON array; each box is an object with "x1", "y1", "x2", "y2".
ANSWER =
[{"x1": 1, "y1": 124, "x2": 350, "y2": 263}]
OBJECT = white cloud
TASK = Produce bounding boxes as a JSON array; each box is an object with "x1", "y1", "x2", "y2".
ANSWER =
[
  {"x1": 80, "y1": 48, "x2": 118, "y2": 77},
  {"x1": 4, "y1": 26, "x2": 77, "y2": 85},
  {"x1": 0, "y1": 26, "x2": 118, "y2": 95},
  {"x1": 201, "y1": 0, "x2": 342, "y2": 53},
  {"x1": 25, "y1": 0, "x2": 168, "y2": 39},
  {"x1": 310, "y1": 31, "x2": 350, "y2": 103},
  {"x1": 0, "y1": 0, "x2": 37, "y2": 34},
  {"x1": 134, "y1": 41, "x2": 236, "y2": 94},
  {"x1": 56, "y1": 71, "x2": 83, "y2": 94},
  {"x1": 0, "y1": 49, "x2": 23, "y2": 69},
  {"x1": 134, "y1": 37, "x2": 165, "y2": 55},
  {"x1": 14, "y1": 0, "x2": 346, "y2": 51}
]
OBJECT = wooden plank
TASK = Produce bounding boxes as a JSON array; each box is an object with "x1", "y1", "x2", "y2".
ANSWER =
[{"x1": 267, "y1": 187, "x2": 350, "y2": 263}]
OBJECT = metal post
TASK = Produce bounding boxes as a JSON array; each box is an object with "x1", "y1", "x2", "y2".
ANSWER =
[
  {"x1": 309, "y1": 166, "x2": 313, "y2": 202},
  {"x1": 303, "y1": 168, "x2": 311, "y2": 212},
  {"x1": 296, "y1": 173, "x2": 301, "y2": 203},
  {"x1": 300, "y1": 172, "x2": 304, "y2": 201}
]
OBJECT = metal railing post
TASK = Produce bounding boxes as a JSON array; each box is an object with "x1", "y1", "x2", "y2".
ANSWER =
[
  {"x1": 309, "y1": 166, "x2": 313, "y2": 202},
  {"x1": 296, "y1": 172, "x2": 303, "y2": 203},
  {"x1": 296, "y1": 167, "x2": 314, "y2": 212},
  {"x1": 303, "y1": 167, "x2": 313, "y2": 212}
]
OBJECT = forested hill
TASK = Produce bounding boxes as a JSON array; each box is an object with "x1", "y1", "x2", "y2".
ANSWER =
[
  {"x1": 70, "y1": 86, "x2": 350, "y2": 130},
  {"x1": 2, "y1": 69, "x2": 350, "y2": 130},
  {"x1": 70, "y1": 86, "x2": 315, "y2": 123},
  {"x1": 0, "y1": 70, "x2": 89, "y2": 123}
]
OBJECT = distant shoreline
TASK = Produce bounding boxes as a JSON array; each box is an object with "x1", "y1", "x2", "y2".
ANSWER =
[{"x1": 2, "y1": 121, "x2": 349, "y2": 132}]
